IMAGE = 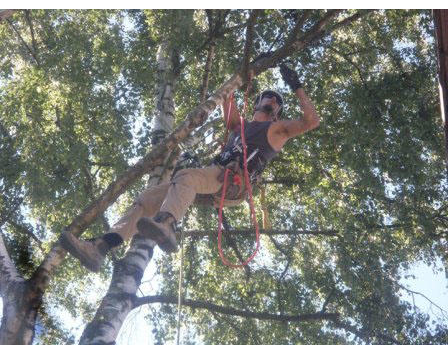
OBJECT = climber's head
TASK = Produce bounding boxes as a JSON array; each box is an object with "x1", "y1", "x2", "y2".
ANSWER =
[{"x1": 253, "y1": 90, "x2": 284, "y2": 121}]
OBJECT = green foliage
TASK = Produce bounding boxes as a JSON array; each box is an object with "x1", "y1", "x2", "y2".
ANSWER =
[{"x1": 0, "y1": 9, "x2": 447, "y2": 344}]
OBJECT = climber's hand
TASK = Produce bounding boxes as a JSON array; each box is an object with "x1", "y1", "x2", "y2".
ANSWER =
[
  {"x1": 280, "y1": 63, "x2": 303, "y2": 91},
  {"x1": 250, "y1": 51, "x2": 276, "y2": 68}
]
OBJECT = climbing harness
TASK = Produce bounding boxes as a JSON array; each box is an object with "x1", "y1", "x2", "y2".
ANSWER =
[{"x1": 216, "y1": 81, "x2": 261, "y2": 268}]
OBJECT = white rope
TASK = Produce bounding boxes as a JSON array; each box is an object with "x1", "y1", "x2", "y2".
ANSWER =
[{"x1": 176, "y1": 221, "x2": 185, "y2": 345}]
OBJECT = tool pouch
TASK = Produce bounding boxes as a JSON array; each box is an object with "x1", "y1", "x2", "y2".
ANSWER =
[{"x1": 216, "y1": 160, "x2": 245, "y2": 200}]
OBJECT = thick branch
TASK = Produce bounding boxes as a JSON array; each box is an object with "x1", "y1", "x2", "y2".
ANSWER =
[
  {"x1": 134, "y1": 294, "x2": 339, "y2": 323},
  {"x1": 250, "y1": 10, "x2": 373, "y2": 75},
  {"x1": 434, "y1": 9, "x2": 448, "y2": 179},
  {"x1": 31, "y1": 72, "x2": 244, "y2": 290},
  {"x1": 79, "y1": 235, "x2": 156, "y2": 344}
]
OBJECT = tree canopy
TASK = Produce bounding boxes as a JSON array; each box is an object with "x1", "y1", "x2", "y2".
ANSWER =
[{"x1": 0, "y1": 9, "x2": 447, "y2": 345}]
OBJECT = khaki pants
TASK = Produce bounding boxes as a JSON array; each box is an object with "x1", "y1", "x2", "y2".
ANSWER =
[{"x1": 108, "y1": 165, "x2": 244, "y2": 241}]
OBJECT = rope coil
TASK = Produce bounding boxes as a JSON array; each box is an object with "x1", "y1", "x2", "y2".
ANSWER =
[{"x1": 217, "y1": 82, "x2": 261, "y2": 268}]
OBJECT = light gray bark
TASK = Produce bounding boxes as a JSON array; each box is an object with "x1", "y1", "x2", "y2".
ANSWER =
[
  {"x1": 79, "y1": 235, "x2": 155, "y2": 344},
  {"x1": 0, "y1": 232, "x2": 33, "y2": 344},
  {"x1": 147, "y1": 41, "x2": 180, "y2": 187},
  {"x1": 80, "y1": 38, "x2": 183, "y2": 344}
]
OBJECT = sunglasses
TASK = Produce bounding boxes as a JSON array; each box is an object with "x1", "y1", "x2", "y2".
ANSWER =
[{"x1": 260, "y1": 91, "x2": 283, "y2": 105}]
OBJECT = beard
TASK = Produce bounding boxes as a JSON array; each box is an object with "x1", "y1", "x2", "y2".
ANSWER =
[{"x1": 255, "y1": 103, "x2": 275, "y2": 117}]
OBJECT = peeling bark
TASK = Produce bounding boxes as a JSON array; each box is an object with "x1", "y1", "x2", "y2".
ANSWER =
[
  {"x1": 79, "y1": 235, "x2": 155, "y2": 344},
  {"x1": 0, "y1": 232, "x2": 24, "y2": 293},
  {"x1": 147, "y1": 41, "x2": 180, "y2": 187},
  {"x1": 0, "y1": 233, "x2": 34, "y2": 344},
  {"x1": 434, "y1": 9, "x2": 448, "y2": 179}
]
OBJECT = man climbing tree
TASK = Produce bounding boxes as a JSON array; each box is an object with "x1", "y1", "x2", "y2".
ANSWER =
[{"x1": 60, "y1": 63, "x2": 321, "y2": 272}]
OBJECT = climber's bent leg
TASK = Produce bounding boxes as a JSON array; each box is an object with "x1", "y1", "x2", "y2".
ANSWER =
[
  {"x1": 160, "y1": 165, "x2": 223, "y2": 220},
  {"x1": 108, "y1": 183, "x2": 170, "y2": 241},
  {"x1": 61, "y1": 183, "x2": 170, "y2": 272}
]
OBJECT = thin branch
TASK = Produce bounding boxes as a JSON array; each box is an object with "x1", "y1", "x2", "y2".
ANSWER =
[
  {"x1": 183, "y1": 228, "x2": 339, "y2": 238},
  {"x1": 251, "y1": 10, "x2": 342, "y2": 74},
  {"x1": 395, "y1": 281, "x2": 448, "y2": 318},
  {"x1": 200, "y1": 43, "x2": 215, "y2": 102},
  {"x1": 241, "y1": 10, "x2": 260, "y2": 82},
  {"x1": 211, "y1": 311, "x2": 262, "y2": 344},
  {"x1": 321, "y1": 287, "x2": 336, "y2": 313},
  {"x1": 197, "y1": 19, "x2": 245, "y2": 53},
  {"x1": 286, "y1": 9, "x2": 313, "y2": 44},
  {"x1": 261, "y1": 178, "x2": 305, "y2": 186},
  {"x1": 134, "y1": 294, "x2": 339, "y2": 323},
  {"x1": 300, "y1": 10, "x2": 376, "y2": 54},
  {"x1": 7, "y1": 220, "x2": 44, "y2": 253},
  {"x1": 0, "y1": 197, "x2": 24, "y2": 228},
  {"x1": 266, "y1": 233, "x2": 290, "y2": 257},
  {"x1": 24, "y1": 10, "x2": 39, "y2": 62},
  {"x1": 6, "y1": 18, "x2": 40, "y2": 66},
  {"x1": 327, "y1": 10, "x2": 373, "y2": 35},
  {"x1": 183, "y1": 224, "x2": 408, "y2": 239},
  {"x1": 331, "y1": 319, "x2": 401, "y2": 345},
  {"x1": 223, "y1": 232, "x2": 252, "y2": 278}
]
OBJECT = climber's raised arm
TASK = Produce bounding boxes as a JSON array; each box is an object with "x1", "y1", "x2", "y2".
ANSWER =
[{"x1": 282, "y1": 64, "x2": 320, "y2": 136}]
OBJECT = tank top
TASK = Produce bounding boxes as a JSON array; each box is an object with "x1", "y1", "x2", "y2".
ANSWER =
[{"x1": 216, "y1": 120, "x2": 279, "y2": 179}]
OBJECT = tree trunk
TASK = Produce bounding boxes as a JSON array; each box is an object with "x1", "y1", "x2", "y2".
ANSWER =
[
  {"x1": 147, "y1": 41, "x2": 180, "y2": 187},
  {"x1": 78, "y1": 235, "x2": 155, "y2": 344},
  {"x1": 433, "y1": 10, "x2": 448, "y2": 179},
  {"x1": 80, "y1": 40, "x2": 182, "y2": 344},
  {"x1": 0, "y1": 233, "x2": 37, "y2": 344}
]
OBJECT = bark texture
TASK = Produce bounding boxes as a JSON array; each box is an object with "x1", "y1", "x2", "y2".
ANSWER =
[{"x1": 79, "y1": 235, "x2": 155, "y2": 344}]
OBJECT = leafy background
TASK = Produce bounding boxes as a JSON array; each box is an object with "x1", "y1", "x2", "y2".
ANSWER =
[{"x1": 0, "y1": 9, "x2": 447, "y2": 344}]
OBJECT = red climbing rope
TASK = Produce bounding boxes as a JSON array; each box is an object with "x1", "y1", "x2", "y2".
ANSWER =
[
  {"x1": 221, "y1": 93, "x2": 233, "y2": 152},
  {"x1": 217, "y1": 79, "x2": 261, "y2": 268}
]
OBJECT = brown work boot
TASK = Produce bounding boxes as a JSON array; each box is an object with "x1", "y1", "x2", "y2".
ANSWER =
[
  {"x1": 60, "y1": 232, "x2": 123, "y2": 272},
  {"x1": 137, "y1": 212, "x2": 178, "y2": 254}
]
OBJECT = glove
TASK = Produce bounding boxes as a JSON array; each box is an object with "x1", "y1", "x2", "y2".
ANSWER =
[
  {"x1": 279, "y1": 63, "x2": 302, "y2": 91},
  {"x1": 250, "y1": 51, "x2": 276, "y2": 68}
]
